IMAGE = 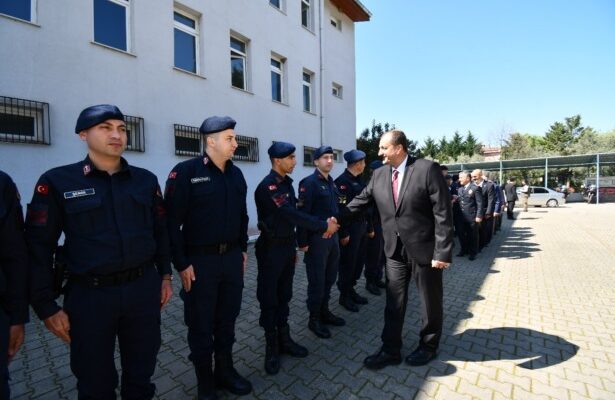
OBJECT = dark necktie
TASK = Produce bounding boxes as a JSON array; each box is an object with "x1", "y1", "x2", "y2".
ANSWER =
[{"x1": 392, "y1": 169, "x2": 399, "y2": 207}]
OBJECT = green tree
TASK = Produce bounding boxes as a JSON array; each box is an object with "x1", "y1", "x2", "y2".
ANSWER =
[
  {"x1": 463, "y1": 130, "x2": 480, "y2": 157},
  {"x1": 436, "y1": 136, "x2": 450, "y2": 162},
  {"x1": 543, "y1": 114, "x2": 584, "y2": 155},
  {"x1": 421, "y1": 136, "x2": 439, "y2": 159},
  {"x1": 501, "y1": 133, "x2": 540, "y2": 160},
  {"x1": 448, "y1": 131, "x2": 464, "y2": 161},
  {"x1": 357, "y1": 120, "x2": 391, "y2": 164}
]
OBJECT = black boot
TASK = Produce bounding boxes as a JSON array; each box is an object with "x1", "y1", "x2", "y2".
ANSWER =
[
  {"x1": 339, "y1": 294, "x2": 359, "y2": 312},
  {"x1": 321, "y1": 305, "x2": 345, "y2": 326},
  {"x1": 308, "y1": 312, "x2": 331, "y2": 338},
  {"x1": 194, "y1": 362, "x2": 217, "y2": 400},
  {"x1": 264, "y1": 331, "x2": 280, "y2": 375},
  {"x1": 365, "y1": 281, "x2": 381, "y2": 296},
  {"x1": 278, "y1": 325, "x2": 308, "y2": 357},
  {"x1": 350, "y1": 288, "x2": 368, "y2": 305},
  {"x1": 214, "y1": 352, "x2": 252, "y2": 396}
]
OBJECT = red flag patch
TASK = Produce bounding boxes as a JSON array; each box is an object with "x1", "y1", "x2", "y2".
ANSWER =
[
  {"x1": 168, "y1": 171, "x2": 177, "y2": 179},
  {"x1": 268, "y1": 185, "x2": 277, "y2": 191},
  {"x1": 299, "y1": 186, "x2": 306, "y2": 192},
  {"x1": 36, "y1": 184, "x2": 49, "y2": 195}
]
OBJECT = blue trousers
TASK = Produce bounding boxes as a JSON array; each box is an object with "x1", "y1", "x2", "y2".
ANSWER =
[
  {"x1": 304, "y1": 233, "x2": 339, "y2": 313},
  {"x1": 337, "y1": 222, "x2": 367, "y2": 294}
]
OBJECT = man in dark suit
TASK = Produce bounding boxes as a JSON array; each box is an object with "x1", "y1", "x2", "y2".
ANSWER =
[
  {"x1": 345, "y1": 130, "x2": 454, "y2": 369},
  {"x1": 456, "y1": 171, "x2": 483, "y2": 260},
  {"x1": 471, "y1": 169, "x2": 495, "y2": 250},
  {"x1": 503, "y1": 178, "x2": 518, "y2": 220}
]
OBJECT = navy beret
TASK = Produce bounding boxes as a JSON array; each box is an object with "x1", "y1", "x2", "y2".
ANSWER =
[
  {"x1": 343, "y1": 149, "x2": 366, "y2": 164},
  {"x1": 445, "y1": 174, "x2": 452, "y2": 180},
  {"x1": 75, "y1": 104, "x2": 124, "y2": 133},
  {"x1": 369, "y1": 160, "x2": 383, "y2": 170},
  {"x1": 199, "y1": 116, "x2": 236, "y2": 135},
  {"x1": 268, "y1": 142, "x2": 295, "y2": 159},
  {"x1": 312, "y1": 145, "x2": 333, "y2": 160}
]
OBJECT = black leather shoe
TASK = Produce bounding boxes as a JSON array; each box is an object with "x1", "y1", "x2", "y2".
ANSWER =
[
  {"x1": 375, "y1": 279, "x2": 386, "y2": 288},
  {"x1": 264, "y1": 331, "x2": 280, "y2": 375},
  {"x1": 321, "y1": 307, "x2": 345, "y2": 326},
  {"x1": 194, "y1": 362, "x2": 218, "y2": 400},
  {"x1": 363, "y1": 349, "x2": 402, "y2": 370},
  {"x1": 214, "y1": 353, "x2": 252, "y2": 395},
  {"x1": 350, "y1": 289, "x2": 368, "y2": 305},
  {"x1": 468, "y1": 255, "x2": 476, "y2": 261},
  {"x1": 339, "y1": 295, "x2": 359, "y2": 312},
  {"x1": 405, "y1": 348, "x2": 437, "y2": 366},
  {"x1": 365, "y1": 281, "x2": 381, "y2": 296},
  {"x1": 278, "y1": 325, "x2": 308, "y2": 358},
  {"x1": 308, "y1": 313, "x2": 331, "y2": 338}
]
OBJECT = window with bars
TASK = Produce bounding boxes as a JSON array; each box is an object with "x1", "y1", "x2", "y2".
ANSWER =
[
  {"x1": 233, "y1": 135, "x2": 259, "y2": 162},
  {"x1": 174, "y1": 124, "x2": 201, "y2": 157},
  {"x1": 0, "y1": 96, "x2": 50, "y2": 145},
  {"x1": 124, "y1": 115, "x2": 144, "y2": 152},
  {"x1": 303, "y1": 145, "x2": 316, "y2": 166}
]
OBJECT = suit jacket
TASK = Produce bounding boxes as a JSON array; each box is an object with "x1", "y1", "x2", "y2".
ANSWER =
[
  {"x1": 478, "y1": 180, "x2": 496, "y2": 215},
  {"x1": 503, "y1": 183, "x2": 518, "y2": 202},
  {"x1": 345, "y1": 157, "x2": 454, "y2": 264},
  {"x1": 457, "y1": 183, "x2": 483, "y2": 222}
]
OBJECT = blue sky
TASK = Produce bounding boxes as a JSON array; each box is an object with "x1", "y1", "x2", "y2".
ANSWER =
[{"x1": 354, "y1": 0, "x2": 615, "y2": 147}]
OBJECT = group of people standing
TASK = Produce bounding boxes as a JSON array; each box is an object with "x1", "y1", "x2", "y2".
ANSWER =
[{"x1": 0, "y1": 104, "x2": 458, "y2": 399}]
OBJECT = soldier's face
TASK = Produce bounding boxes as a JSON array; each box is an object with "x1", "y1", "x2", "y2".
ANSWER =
[
  {"x1": 79, "y1": 119, "x2": 127, "y2": 158},
  {"x1": 279, "y1": 153, "x2": 297, "y2": 174},
  {"x1": 354, "y1": 159, "x2": 366, "y2": 174},
  {"x1": 315, "y1": 154, "x2": 334, "y2": 173},
  {"x1": 208, "y1": 129, "x2": 238, "y2": 160}
]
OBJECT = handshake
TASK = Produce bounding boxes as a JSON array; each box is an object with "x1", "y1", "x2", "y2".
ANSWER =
[{"x1": 322, "y1": 216, "x2": 340, "y2": 239}]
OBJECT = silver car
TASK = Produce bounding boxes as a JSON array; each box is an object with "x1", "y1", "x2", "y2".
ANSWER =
[{"x1": 516, "y1": 186, "x2": 566, "y2": 207}]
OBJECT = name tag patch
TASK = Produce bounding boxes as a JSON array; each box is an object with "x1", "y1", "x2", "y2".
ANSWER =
[
  {"x1": 64, "y1": 188, "x2": 95, "y2": 199},
  {"x1": 191, "y1": 177, "x2": 211, "y2": 184}
]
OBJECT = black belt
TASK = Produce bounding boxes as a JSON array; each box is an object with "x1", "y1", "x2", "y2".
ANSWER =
[
  {"x1": 262, "y1": 236, "x2": 295, "y2": 246},
  {"x1": 187, "y1": 241, "x2": 239, "y2": 256},
  {"x1": 68, "y1": 262, "x2": 153, "y2": 288}
]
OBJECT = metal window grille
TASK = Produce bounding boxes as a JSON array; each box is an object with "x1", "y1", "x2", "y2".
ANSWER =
[
  {"x1": 303, "y1": 145, "x2": 316, "y2": 166},
  {"x1": 0, "y1": 96, "x2": 50, "y2": 145},
  {"x1": 174, "y1": 124, "x2": 201, "y2": 157},
  {"x1": 233, "y1": 134, "x2": 259, "y2": 162},
  {"x1": 124, "y1": 115, "x2": 145, "y2": 152}
]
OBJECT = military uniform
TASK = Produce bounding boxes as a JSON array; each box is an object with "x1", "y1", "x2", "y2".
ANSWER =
[
  {"x1": 335, "y1": 150, "x2": 370, "y2": 311},
  {"x1": 0, "y1": 171, "x2": 29, "y2": 399},
  {"x1": 363, "y1": 160, "x2": 385, "y2": 295},
  {"x1": 456, "y1": 183, "x2": 483, "y2": 259},
  {"x1": 297, "y1": 146, "x2": 345, "y2": 338},
  {"x1": 164, "y1": 116, "x2": 251, "y2": 398}
]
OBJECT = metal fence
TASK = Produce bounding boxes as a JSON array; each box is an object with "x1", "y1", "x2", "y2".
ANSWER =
[{"x1": 233, "y1": 134, "x2": 259, "y2": 162}]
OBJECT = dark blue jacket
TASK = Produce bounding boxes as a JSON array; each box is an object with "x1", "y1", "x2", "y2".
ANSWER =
[
  {"x1": 296, "y1": 169, "x2": 340, "y2": 248},
  {"x1": 335, "y1": 169, "x2": 369, "y2": 237},
  {"x1": 164, "y1": 154, "x2": 248, "y2": 272},
  {"x1": 457, "y1": 183, "x2": 484, "y2": 222},
  {"x1": 26, "y1": 156, "x2": 171, "y2": 320}
]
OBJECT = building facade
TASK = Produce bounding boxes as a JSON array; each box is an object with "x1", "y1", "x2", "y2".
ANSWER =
[{"x1": 0, "y1": 0, "x2": 370, "y2": 234}]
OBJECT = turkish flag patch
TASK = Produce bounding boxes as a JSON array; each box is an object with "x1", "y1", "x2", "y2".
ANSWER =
[
  {"x1": 299, "y1": 186, "x2": 306, "y2": 192},
  {"x1": 168, "y1": 171, "x2": 177, "y2": 179},
  {"x1": 268, "y1": 185, "x2": 277, "y2": 191},
  {"x1": 340, "y1": 185, "x2": 347, "y2": 190},
  {"x1": 36, "y1": 184, "x2": 49, "y2": 195}
]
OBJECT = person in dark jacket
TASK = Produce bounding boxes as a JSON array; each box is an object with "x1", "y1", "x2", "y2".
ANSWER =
[
  {"x1": 503, "y1": 178, "x2": 519, "y2": 220},
  {"x1": 456, "y1": 171, "x2": 483, "y2": 260},
  {"x1": 471, "y1": 169, "x2": 495, "y2": 250}
]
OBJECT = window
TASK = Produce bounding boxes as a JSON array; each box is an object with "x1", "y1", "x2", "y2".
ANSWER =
[
  {"x1": 0, "y1": 0, "x2": 35, "y2": 22},
  {"x1": 94, "y1": 0, "x2": 130, "y2": 52},
  {"x1": 333, "y1": 149, "x2": 343, "y2": 163},
  {"x1": 332, "y1": 82, "x2": 343, "y2": 98},
  {"x1": 271, "y1": 56, "x2": 285, "y2": 103},
  {"x1": 533, "y1": 188, "x2": 548, "y2": 194},
  {"x1": 124, "y1": 115, "x2": 144, "y2": 152},
  {"x1": 330, "y1": 17, "x2": 341, "y2": 31},
  {"x1": 0, "y1": 96, "x2": 50, "y2": 145},
  {"x1": 174, "y1": 8, "x2": 199, "y2": 73},
  {"x1": 303, "y1": 145, "x2": 316, "y2": 166},
  {"x1": 230, "y1": 36, "x2": 248, "y2": 90},
  {"x1": 174, "y1": 124, "x2": 201, "y2": 156},
  {"x1": 233, "y1": 135, "x2": 259, "y2": 162},
  {"x1": 301, "y1": 0, "x2": 311, "y2": 29},
  {"x1": 269, "y1": 0, "x2": 281, "y2": 9},
  {"x1": 302, "y1": 70, "x2": 314, "y2": 112}
]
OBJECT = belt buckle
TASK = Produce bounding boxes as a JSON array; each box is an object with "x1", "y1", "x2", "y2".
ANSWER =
[{"x1": 219, "y1": 243, "x2": 228, "y2": 254}]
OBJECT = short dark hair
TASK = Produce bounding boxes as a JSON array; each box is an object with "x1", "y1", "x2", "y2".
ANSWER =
[
  {"x1": 440, "y1": 165, "x2": 449, "y2": 171},
  {"x1": 387, "y1": 129, "x2": 409, "y2": 153}
]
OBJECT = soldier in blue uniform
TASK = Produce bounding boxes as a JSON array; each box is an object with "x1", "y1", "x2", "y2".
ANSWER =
[
  {"x1": 0, "y1": 171, "x2": 29, "y2": 399},
  {"x1": 363, "y1": 160, "x2": 386, "y2": 296},
  {"x1": 254, "y1": 142, "x2": 339, "y2": 375},
  {"x1": 335, "y1": 150, "x2": 371, "y2": 312},
  {"x1": 164, "y1": 116, "x2": 251, "y2": 399},
  {"x1": 456, "y1": 171, "x2": 483, "y2": 260},
  {"x1": 297, "y1": 146, "x2": 345, "y2": 339},
  {"x1": 26, "y1": 105, "x2": 173, "y2": 399}
]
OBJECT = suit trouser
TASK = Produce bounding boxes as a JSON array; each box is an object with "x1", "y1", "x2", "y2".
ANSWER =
[
  {"x1": 64, "y1": 266, "x2": 161, "y2": 400},
  {"x1": 255, "y1": 238, "x2": 296, "y2": 332},
  {"x1": 182, "y1": 249, "x2": 244, "y2": 367},
  {"x1": 337, "y1": 221, "x2": 367, "y2": 294},
  {"x1": 459, "y1": 219, "x2": 479, "y2": 256},
  {"x1": 0, "y1": 308, "x2": 9, "y2": 400},
  {"x1": 506, "y1": 201, "x2": 515, "y2": 219},
  {"x1": 381, "y1": 238, "x2": 443, "y2": 354},
  {"x1": 479, "y1": 217, "x2": 494, "y2": 249},
  {"x1": 304, "y1": 233, "x2": 339, "y2": 313},
  {"x1": 364, "y1": 222, "x2": 384, "y2": 283}
]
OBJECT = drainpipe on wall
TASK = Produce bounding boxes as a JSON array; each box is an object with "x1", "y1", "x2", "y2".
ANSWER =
[{"x1": 318, "y1": 0, "x2": 324, "y2": 145}]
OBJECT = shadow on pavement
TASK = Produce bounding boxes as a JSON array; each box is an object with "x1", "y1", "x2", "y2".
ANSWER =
[{"x1": 495, "y1": 226, "x2": 541, "y2": 260}]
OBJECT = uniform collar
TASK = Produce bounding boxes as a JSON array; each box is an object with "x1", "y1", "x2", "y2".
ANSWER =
[
  {"x1": 313, "y1": 168, "x2": 332, "y2": 182},
  {"x1": 82, "y1": 155, "x2": 130, "y2": 176},
  {"x1": 269, "y1": 169, "x2": 291, "y2": 184},
  {"x1": 203, "y1": 153, "x2": 233, "y2": 173}
]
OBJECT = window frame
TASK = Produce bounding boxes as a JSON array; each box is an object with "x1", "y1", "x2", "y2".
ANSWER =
[
  {"x1": 173, "y1": 7, "x2": 200, "y2": 74},
  {"x1": 0, "y1": 0, "x2": 37, "y2": 23},
  {"x1": 301, "y1": 0, "x2": 312, "y2": 30},
  {"x1": 124, "y1": 114, "x2": 145, "y2": 152},
  {"x1": 303, "y1": 145, "x2": 316, "y2": 166},
  {"x1": 330, "y1": 17, "x2": 342, "y2": 31},
  {"x1": 332, "y1": 82, "x2": 343, "y2": 99},
  {"x1": 302, "y1": 70, "x2": 314, "y2": 113},
  {"x1": 230, "y1": 35, "x2": 249, "y2": 90},
  {"x1": 173, "y1": 124, "x2": 202, "y2": 157},
  {"x1": 0, "y1": 96, "x2": 50, "y2": 145},
  {"x1": 93, "y1": 0, "x2": 131, "y2": 52},
  {"x1": 270, "y1": 55, "x2": 286, "y2": 103}
]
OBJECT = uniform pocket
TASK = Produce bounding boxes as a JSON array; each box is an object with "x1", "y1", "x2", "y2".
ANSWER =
[
  {"x1": 129, "y1": 192, "x2": 154, "y2": 229},
  {"x1": 64, "y1": 196, "x2": 105, "y2": 235}
]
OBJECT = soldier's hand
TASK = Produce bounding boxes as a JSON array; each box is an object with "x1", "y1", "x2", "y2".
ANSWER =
[
  {"x1": 431, "y1": 260, "x2": 450, "y2": 269},
  {"x1": 242, "y1": 252, "x2": 248, "y2": 273},
  {"x1": 180, "y1": 265, "x2": 196, "y2": 292},
  {"x1": 367, "y1": 231, "x2": 375, "y2": 239},
  {"x1": 494, "y1": 212, "x2": 500, "y2": 217},
  {"x1": 44, "y1": 310, "x2": 71, "y2": 343},
  {"x1": 8, "y1": 324, "x2": 25, "y2": 363},
  {"x1": 340, "y1": 236, "x2": 350, "y2": 246},
  {"x1": 323, "y1": 217, "x2": 339, "y2": 238},
  {"x1": 475, "y1": 217, "x2": 482, "y2": 223},
  {"x1": 298, "y1": 246, "x2": 309, "y2": 252},
  {"x1": 160, "y1": 277, "x2": 173, "y2": 308}
]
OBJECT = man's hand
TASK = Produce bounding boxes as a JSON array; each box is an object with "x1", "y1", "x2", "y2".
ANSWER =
[
  {"x1": 8, "y1": 324, "x2": 24, "y2": 363},
  {"x1": 340, "y1": 236, "x2": 350, "y2": 246},
  {"x1": 180, "y1": 265, "x2": 196, "y2": 292},
  {"x1": 431, "y1": 260, "x2": 450, "y2": 269},
  {"x1": 475, "y1": 217, "x2": 483, "y2": 223},
  {"x1": 494, "y1": 212, "x2": 501, "y2": 217},
  {"x1": 44, "y1": 310, "x2": 71, "y2": 343},
  {"x1": 485, "y1": 213, "x2": 492, "y2": 219},
  {"x1": 323, "y1": 217, "x2": 340, "y2": 238},
  {"x1": 298, "y1": 246, "x2": 309, "y2": 252},
  {"x1": 160, "y1": 276, "x2": 173, "y2": 308},
  {"x1": 242, "y1": 252, "x2": 248, "y2": 273},
  {"x1": 367, "y1": 231, "x2": 375, "y2": 239}
]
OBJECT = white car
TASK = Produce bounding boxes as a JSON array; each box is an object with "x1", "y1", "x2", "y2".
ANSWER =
[{"x1": 516, "y1": 186, "x2": 565, "y2": 207}]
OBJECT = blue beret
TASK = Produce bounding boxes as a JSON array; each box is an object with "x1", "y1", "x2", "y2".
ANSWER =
[
  {"x1": 268, "y1": 142, "x2": 295, "y2": 159},
  {"x1": 312, "y1": 145, "x2": 333, "y2": 160},
  {"x1": 369, "y1": 160, "x2": 383, "y2": 170},
  {"x1": 343, "y1": 149, "x2": 366, "y2": 164},
  {"x1": 75, "y1": 104, "x2": 124, "y2": 133},
  {"x1": 199, "y1": 116, "x2": 236, "y2": 135}
]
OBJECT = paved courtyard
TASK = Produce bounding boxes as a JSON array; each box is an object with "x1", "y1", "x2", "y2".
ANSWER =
[{"x1": 10, "y1": 202, "x2": 615, "y2": 399}]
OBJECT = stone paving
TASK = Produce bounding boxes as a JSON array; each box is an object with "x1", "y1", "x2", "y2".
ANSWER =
[{"x1": 9, "y1": 202, "x2": 615, "y2": 399}]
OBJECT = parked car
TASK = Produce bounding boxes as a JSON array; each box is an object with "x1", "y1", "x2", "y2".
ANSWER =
[{"x1": 516, "y1": 186, "x2": 566, "y2": 207}]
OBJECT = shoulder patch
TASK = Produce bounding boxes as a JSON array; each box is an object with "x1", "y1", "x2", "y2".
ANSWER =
[
  {"x1": 268, "y1": 184, "x2": 277, "y2": 191},
  {"x1": 339, "y1": 185, "x2": 347, "y2": 190},
  {"x1": 168, "y1": 171, "x2": 177, "y2": 179},
  {"x1": 36, "y1": 184, "x2": 49, "y2": 195}
]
